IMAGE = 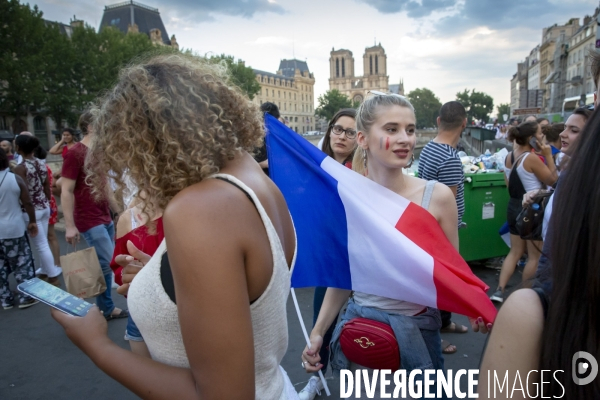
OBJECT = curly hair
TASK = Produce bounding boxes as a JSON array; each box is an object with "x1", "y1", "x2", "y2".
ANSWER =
[{"x1": 86, "y1": 53, "x2": 264, "y2": 217}]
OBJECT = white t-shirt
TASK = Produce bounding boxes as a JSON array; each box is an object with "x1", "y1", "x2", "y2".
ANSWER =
[{"x1": 542, "y1": 193, "x2": 554, "y2": 241}]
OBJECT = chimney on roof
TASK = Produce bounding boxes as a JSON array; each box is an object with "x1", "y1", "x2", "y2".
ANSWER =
[
  {"x1": 170, "y1": 35, "x2": 179, "y2": 50},
  {"x1": 70, "y1": 15, "x2": 83, "y2": 28},
  {"x1": 584, "y1": 15, "x2": 592, "y2": 26}
]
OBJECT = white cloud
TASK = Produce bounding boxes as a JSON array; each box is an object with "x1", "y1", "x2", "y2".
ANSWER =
[{"x1": 29, "y1": 0, "x2": 598, "y2": 112}]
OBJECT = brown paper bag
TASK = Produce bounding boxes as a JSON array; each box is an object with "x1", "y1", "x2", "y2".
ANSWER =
[{"x1": 60, "y1": 247, "x2": 107, "y2": 298}]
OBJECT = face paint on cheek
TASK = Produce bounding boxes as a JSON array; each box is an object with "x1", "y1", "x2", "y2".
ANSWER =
[{"x1": 386, "y1": 137, "x2": 390, "y2": 150}]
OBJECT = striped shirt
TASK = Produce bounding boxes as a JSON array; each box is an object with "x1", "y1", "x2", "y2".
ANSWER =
[{"x1": 417, "y1": 141, "x2": 465, "y2": 224}]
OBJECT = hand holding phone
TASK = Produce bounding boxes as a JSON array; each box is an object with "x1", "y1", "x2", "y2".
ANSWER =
[
  {"x1": 529, "y1": 137, "x2": 540, "y2": 152},
  {"x1": 18, "y1": 278, "x2": 94, "y2": 317}
]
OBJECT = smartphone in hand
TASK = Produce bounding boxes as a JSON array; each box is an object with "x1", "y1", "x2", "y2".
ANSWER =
[
  {"x1": 529, "y1": 137, "x2": 540, "y2": 152},
  {"x1": 18, "y1": 278, "x2": 94, "y2": 317}
]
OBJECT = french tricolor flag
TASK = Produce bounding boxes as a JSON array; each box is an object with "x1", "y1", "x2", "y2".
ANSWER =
[{"x1": 266, "y1": 115, "x2": 497, "y2": 324}]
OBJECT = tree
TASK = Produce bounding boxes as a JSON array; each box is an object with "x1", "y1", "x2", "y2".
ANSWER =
[
  {"x1": 209, "y1": 54, "x2": 261, "y2": 100},
  {"x1": 456, "y1": 89, "x2": 494, "y2": 124},
  {"x1": 0, "y1": 0, "x2": 47, "y2": 131},
  {"x1": 315, "y1": 89, "x2": 358, "y2": 121},
  {"x1": 42, "y1": 23, "x2": 79, "y2": 129},
  {"x1": 406, "y1": 88, "x2": 442, "y2": 129},
  {"x1": 496, "y1": 103, "x2": 510, "y2": 123}
]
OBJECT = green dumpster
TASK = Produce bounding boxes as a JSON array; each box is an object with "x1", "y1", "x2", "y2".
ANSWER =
[{"x1": 459, "y1": 172, "x2": 510, "y2": 262}]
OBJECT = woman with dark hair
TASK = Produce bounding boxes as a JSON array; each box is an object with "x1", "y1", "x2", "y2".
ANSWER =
[
  {"x1": 33, "y1": 146, "x2": 62, "y2": 281},
  {"x1": 13, "y1": 135, "x2": 62, "y2": 286},
  {"x1": 253, "y1": 102, "x2": 281, "y2": 176},
  {"x1": 0, "y1": 148, "x2": 39, "y2": 309},
  {"x1": 298, "y1": 108, "x2": 357, "y2": 400},
  {"x1": 320, "y1": 108, "x2": 357, "y2": 167},
  {"x1": 542, "y1": 123, "x2": 563, "y2": 167},
  {"x1": 479, "y1": 105, "x2": 600, "y2": 399},
  {"x1": 51, "y1": 54, "x2": 299, "y2": 399},
  {"x1": 48, "y1": 128, "x2": 77, "y2": 158},
  {"x1": 490, "y1": 121, "x2": 557, "y2": 303}
]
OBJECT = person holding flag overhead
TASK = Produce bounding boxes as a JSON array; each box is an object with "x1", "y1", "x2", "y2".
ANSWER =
[{"x1": 265, "y1": 92, "x2": 494, "y2": 397}]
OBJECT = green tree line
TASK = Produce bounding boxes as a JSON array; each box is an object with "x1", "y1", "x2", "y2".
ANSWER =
[{"x1": 0, "y1": 0, "x2": 260, "y2": 130}]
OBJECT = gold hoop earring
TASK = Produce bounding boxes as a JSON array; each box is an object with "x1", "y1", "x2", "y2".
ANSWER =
[{"x1": 405, "y1": 153, "x2": 415, "y2": 169}]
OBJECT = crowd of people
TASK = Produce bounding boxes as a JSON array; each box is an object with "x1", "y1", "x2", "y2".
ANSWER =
[{"x1": 1, "y1": 50, "x2": 599, "y2": 399}]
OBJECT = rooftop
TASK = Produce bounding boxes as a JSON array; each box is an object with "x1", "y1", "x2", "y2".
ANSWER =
[
  {"x1": 100, "y1": 0, "x2": 170, "y2": 45},
  {"x1": 278, "y1": 59, "x2": 310, "y2": 78},
  {"x1": 253, "y1": 69, "x2": 291, "y2": 81}
]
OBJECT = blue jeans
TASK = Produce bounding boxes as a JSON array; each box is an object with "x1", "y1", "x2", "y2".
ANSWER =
[
  {"x1": 81, "y1": 222, "x2": 115, "y2": 317},
  {"x1": 125, "y1": 315, "x2": 144, "y2": 342},
  {"x1": 330, "y1": 299, "x2": 447, "y2": 399},
  {"x1": 313, "y1": 287, "x2": 337, "y2": 374}
]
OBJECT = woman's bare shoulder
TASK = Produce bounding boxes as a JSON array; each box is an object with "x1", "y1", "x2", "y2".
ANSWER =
[{"x1": 487, "y1": 289, "x2": 545, "y2": 356}]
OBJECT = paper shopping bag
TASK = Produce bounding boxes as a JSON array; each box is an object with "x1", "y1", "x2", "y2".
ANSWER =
[{"x1": 60, "y1": 247, "x2": 107, "y2": 298}]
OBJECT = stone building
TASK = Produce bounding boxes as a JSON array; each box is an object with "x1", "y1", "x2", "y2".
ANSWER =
[
  {"x1": 540, "y1": 18, "x2": 580, "y2": 113},
  {"x1": 328, "y1": 44, "x2": 390, "y2": 103},
  {"x1": 252, "y1": 59, "x2": 316, "y2": 133},
  {"x1": 100, "y1": 0, "x2": 179, "y2": 49},
  {"x1": 564, "y1": 11, "x2": 598, "y2": 110}
]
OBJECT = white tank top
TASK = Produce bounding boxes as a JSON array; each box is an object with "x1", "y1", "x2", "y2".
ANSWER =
[
  {"x1": 0, "y1": 171, "x2": 27, "y2": 240},
  {"x1": 516, "y1": 153, "x2": 544, "y2": 192},
  {"x1": 127, "y1": 174, "x2": 296, "y2": 400},
  {"x1": 353, "y1": 181, "x2": 437, "y2": 316}
]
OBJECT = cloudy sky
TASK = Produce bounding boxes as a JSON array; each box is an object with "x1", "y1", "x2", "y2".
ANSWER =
[{"x1": 35, "y1": 0, "x2": 596, "y2": 112}]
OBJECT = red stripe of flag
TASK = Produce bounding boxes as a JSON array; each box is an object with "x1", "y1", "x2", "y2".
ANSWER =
[{"x1": 396, "y1": 202, "x2": 497, "y2": 324}]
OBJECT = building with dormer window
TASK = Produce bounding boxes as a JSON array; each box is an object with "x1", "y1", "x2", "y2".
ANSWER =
[{"x1": 253, "y1": 59, "x2": 315, "y2": 133}]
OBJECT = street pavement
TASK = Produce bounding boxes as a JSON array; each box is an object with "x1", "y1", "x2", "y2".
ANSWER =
[{"x1": 0, "y1": 230, "x2": 521, "y2": 400}]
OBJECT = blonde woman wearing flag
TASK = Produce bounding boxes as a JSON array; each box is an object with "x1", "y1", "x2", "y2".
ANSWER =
[{"x1": 301, "y1": 93, "x2": 490, "y2": 398}]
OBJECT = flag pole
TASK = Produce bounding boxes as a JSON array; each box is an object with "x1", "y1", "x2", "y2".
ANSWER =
[{"x1": 291, "y1": 288, "x2": 331, "y2": 396}]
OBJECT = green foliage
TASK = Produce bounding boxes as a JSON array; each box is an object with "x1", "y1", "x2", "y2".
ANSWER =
[
  {"x1": 496, "y1": 103, "x2": 510, "y2": 122},
  {"x1": 456, "y1": 89, "x2": 494, "y2": 124},
  {"x1": 315, "y1": 90, "x2": 358, "y2": 121},
  {"x1": 0, "y1": 0, "x2": 47, "y2": 126},
  {"x1": 1, "y1": 3, "x2": 261, "y2": 134},
  {"x1": 406, "y1": 88, "x2": 442, "y2": 129},
  {"x1": 208, "y1": 54, "x2": 261, "y2": 100}
]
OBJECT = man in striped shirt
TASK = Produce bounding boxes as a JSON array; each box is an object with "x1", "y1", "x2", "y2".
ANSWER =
[
  {"x1": 418, "y1": 101, "x2": 468, "y2": 354},
  {"x1": 418, "y1": 101, "x2": 466, "y2": 223}
]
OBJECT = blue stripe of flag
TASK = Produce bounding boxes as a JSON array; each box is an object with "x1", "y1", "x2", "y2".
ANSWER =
[{"x1": 265, "y1": 115, "x2": 352, "y2": 290}]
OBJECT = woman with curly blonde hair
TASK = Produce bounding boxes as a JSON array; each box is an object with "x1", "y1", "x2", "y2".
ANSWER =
[{"x1": 52, "y1": 53, "x2": 299, "y2": 399}]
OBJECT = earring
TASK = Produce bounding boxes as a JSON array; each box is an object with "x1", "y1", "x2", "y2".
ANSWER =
[
  {"x1": 405, "y1": 153, "x2": 415, "y2": 169},
  {"x1": 363, "y1": 148, "x2": 368, "y2": 176}
]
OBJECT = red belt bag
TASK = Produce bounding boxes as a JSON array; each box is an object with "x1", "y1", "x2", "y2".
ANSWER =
[{"x1": 340, "y1": 318, "x2": 400, "y2": 371}]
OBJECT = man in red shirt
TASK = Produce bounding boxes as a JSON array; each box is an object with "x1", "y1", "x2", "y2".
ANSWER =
[{"x1": 61, "y1": 111, "x2": 127, "y2": 320}]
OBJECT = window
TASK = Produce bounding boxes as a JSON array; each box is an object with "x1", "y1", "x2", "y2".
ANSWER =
[
  {"x1": 33, "y1": 116, "x2": 46, "y2": 131},
  {"x1": 342, "y1": 58, "x2": 345, "y2": 77},
  {"x1": 284, "y1": 103, "x2": 286, "y2": 110},
  {"x1": 369, "y1": 55, "x2": 373, "y2": 75},
  {"x1": 110, "y1": 18, "x2": 120, "y2": 25},
  {"x1": 294, "y1": 94, "x2": 296, "y2": 100},
  {"x1": 278, "y1": 91, "x2": 280, "y2": 98},
  {"x1": 375, "y1": 56, "x2": 378, "y2": 74},
  {"x1": 336, "y1": 58, "x2": 340, "y2": 77},
  {"x1": 272, "y1": 90, "x2": 275, "y2": 96},
  {"x1": 295, "y1": 117, "x2": 298, "y2": 122}
]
